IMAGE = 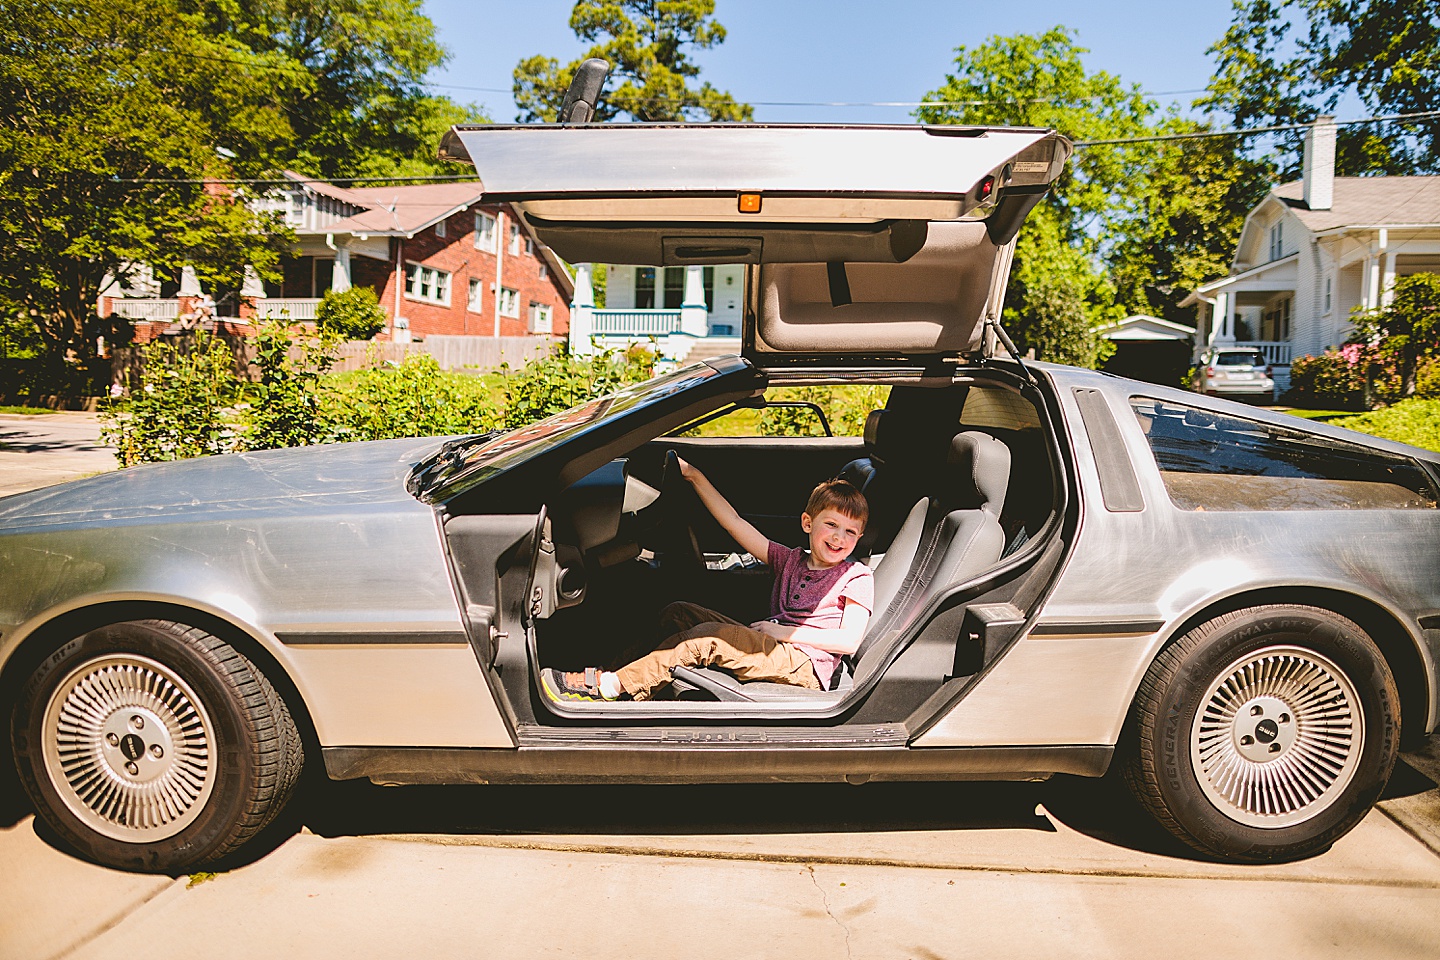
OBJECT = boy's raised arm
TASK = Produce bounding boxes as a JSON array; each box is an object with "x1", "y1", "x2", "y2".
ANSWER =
[{"x1": 677, "y1": 458, "x2": 770, "y2": 560}]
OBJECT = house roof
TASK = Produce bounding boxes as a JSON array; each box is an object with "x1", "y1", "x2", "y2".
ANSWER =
[
  {"x1": 332, "y1": 182, "x2": 486, "y2": 236},
  {"x1": 1097, "y1": 314, "x2": 1196, "y2": 341},
  {"x1": 1273, "y1": 176, "x2": 1440, "y2": 232},
  {"x1": 280, "y1": 172, "x2": 573, "y2": 299}
]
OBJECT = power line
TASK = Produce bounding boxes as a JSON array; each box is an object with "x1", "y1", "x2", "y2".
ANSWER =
[
  {"x1": 90, "y1": 109, "x2": 1440, "y2": 185},
  {"x1": 1074, "y1": 109, "x2": 1440, "y2": 146}
]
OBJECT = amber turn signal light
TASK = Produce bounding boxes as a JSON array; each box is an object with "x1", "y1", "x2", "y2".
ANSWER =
[{"x1": 738, "y1": 192, "x2": 762, "y2": 214}]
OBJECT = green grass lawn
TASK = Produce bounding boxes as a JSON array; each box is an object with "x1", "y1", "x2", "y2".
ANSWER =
[
  {"x1": 0, "y1": 404, "x2": 52, "y2": 415},
  {"x1": 1329, "y1": 399, "x2": 1440, "y2": 453}
]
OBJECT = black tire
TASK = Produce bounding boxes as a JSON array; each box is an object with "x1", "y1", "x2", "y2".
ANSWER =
[
  {"x1": 10, "y1": 619, "x2": 304, "y2": 872},
  {"x1": 1123, "y1": 604, "x2": 1400, "y2": 863}
]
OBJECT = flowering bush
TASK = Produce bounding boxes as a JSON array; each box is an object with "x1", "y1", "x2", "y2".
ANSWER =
[{"x1": 1286, "y1": 349, "x2": 1368, "y2": 409}]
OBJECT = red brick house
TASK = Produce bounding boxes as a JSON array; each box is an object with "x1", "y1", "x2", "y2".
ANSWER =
[{"x1": 104, "y1": 173, "x2": 573, "y2": 344}]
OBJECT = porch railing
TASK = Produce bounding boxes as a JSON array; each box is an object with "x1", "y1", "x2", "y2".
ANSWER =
[
  {"x1": 111, "y1": 298, "x2": 180, "y2": 320},
  {"x1": 591, "y1": 309, "x2": 682, "y2": 336},
  {"x1": 1233, "y1": 340, "x2": 1292, "y2": 365},
  {"x1": 253, "y1": 298, "x2": 321, "y2": 321}
]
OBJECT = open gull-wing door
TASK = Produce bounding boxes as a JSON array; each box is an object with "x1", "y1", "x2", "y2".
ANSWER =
[{"x1": 441, "y1": 123, "x2": 1071, "y2": 364}]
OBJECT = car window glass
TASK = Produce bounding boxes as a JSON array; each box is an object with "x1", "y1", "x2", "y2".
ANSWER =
[
  {"x1": 960, "y1": 385, "x2": 1041, "y2": 430},
  {"x1": 1131, "y1": 397, "x2": 1437, "y2": 511},
  {"x1": 1216, "y1": 353, "x2": 1264, "y2": 367},
  {"x1": 417, "y1": 363, "x2": 721, "y2": 498},
  {"x1": 676, "y1": 385, "x2": 889, "y2": 437}
]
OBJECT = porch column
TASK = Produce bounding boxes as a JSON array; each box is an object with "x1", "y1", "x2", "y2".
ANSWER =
[
  {"x1": 1363, "y1": 254, "x2": 1380, "y2": 310},
  {"x1": 178, "y1": 265, "x2": 203, "y2": 297},
  {"x1": 680, "y1": 265, "x2": 708, "y2": 338},
  {"x1": 569, "y1": 263, "x2": 596, "y2": 356},
  {"x1": 240, "y1": 266, "x2": 267, "y2": 321},
  {"x1": 1380, "y1": 251, "x2": 1397, "y2": 308},
  {"x1": 331, "y1": 247, "x2": 352, "y2": 293},
  {"x1": 1213, "y1": 290, "x2": 1234, "y2": 344}
]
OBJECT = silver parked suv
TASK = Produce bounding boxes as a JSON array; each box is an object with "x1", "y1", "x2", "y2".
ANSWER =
[{"x1": 1194, "y1": 348, "x2": 1276, "y2": 402}]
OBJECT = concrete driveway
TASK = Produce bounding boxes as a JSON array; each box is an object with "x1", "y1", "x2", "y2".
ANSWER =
[
  {"x1": 0, "y1": 412, "x2": 116, "y2": 496},
  {"x1": 3, "y1": 753, "x2": 1439, "y2": 960},
  {"x1": 2, "y1": 414, "x2": 1439, "y2": 959}
]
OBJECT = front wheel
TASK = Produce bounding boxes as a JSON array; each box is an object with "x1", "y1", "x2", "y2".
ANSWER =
[
  {"x1": 10, "y1": 620, "x2": 303, "y2": 872},
  {"x1": 1124, "y1": 604, "x2": 1399, "y2": 862}
]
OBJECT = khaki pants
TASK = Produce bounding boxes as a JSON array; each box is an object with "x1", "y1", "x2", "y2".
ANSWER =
[{"x1": 615, "y1": 601, "x2": 821, "y2": 701}]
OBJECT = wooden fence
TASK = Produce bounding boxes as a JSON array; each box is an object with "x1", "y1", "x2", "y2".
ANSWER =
[{"x1": 111, "y1": 334, "x2": 557, "y2": 386}]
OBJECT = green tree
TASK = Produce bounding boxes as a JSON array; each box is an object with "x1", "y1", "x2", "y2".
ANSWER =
[
  {"x1": 1352, "y1": 273, "x2": 1440, "y2": 397},
  {"x1": 1108, "y1": 119, "x2": 1273, "y2": 326},
  {"x1": 0, "y1": 0, "x2": 295, "y2": 384},
  {"x1": 917, "y1": 27, "x2": 1155, "y2": 366},
  {"x1": 514, "y1": 1, "x2": 751, "y2": 123},
  {"x1": 1200, "y1": 0, "x2": 1440, "y2": 176},
  {"x1": 196, "y1": 0, "x2": 486, "y2": 178}
]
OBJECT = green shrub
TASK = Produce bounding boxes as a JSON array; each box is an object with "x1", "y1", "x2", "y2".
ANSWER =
[
  {"x1": 1333, "y1": 398, "x2": 1440, "y2": 452},
  {"x1": 239, "y1": 321, "x2": 341, "y2": 450},
  {"x1": 101, "y1": 331, "x2": 240, "y2": 466},
  {"x1": 328, "y1": 353, "x2": 501, "y2": 440},
  {"x1": 315, "y1": 287, "x2": 387, "y2": 341},
  {"x1": 500, "y1": 343, "x2": 655, "y2": 429},
  {"x1": 1286, "y1": 349, "x2": 1368, "y2": 409}
]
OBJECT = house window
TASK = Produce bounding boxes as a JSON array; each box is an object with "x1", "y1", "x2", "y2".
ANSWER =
[
  {"x1": 435, "y1": 218, "x2": 446, "y2": 239},
  {"x1": 288, "y1": 190, "x2": 305, "y2": 226},
  {"x1": 498, "y1": 286, "x2": 519, "y2": 317},
  {"x1": 1260, "y1": 295, "x2": 1292, "y2": 341},
  {"x1": 663, "y1": 266, "x2": 686, "y2": 309},
  {"x1": 529, "y1": 302, "x2": 553, "y2": 333},
  {"x1": 508, "y1": 223, "x2": 521, "y2": 256},
  {"x1": 538, "y1": 262, "x2": 548, "y2": 281},
  {"x1": 468, "y1": 278, "x2": 483, "y2": 313},
  {"x1": 1268, "y1": 221, "x2": 1284, "y2": 261},
  {"x1": 635, "y1": 267, "x2": 656, "y2": 309},
  {"x1": 405, "y1": 262, "x2": 451, "y2": 306},
  {"x1": 1324, "y1": 275, "x2": 1333, "y2": 313},
  {"x1": 524, "y1": 237, "x2": 534, "y2": 256},
  {"x1": 474, "y1": 212, "x2": 497, "y2": 252}
]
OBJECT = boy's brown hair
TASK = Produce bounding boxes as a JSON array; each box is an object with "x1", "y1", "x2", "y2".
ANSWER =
[{"x1": 805, "y1": 478, "x2": 868, "y2": 529}]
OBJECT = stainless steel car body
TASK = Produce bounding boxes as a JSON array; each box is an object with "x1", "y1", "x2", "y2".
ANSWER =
[
  {"x1": 4, "y1": 362, "x2": 1436, "y2": 766},
  {"x1": 0, "y1": 438, "x2": 512, "y2": 749},
  {"x1": 918, "y1": 364, "x2": 1440, "y2": 747}
]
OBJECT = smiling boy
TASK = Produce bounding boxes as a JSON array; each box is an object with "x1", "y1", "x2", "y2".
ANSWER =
[{"x1": 543, "y1": 459, "x2": 874, "y2": 702}]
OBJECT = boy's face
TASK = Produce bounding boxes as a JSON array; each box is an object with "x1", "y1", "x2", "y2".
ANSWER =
[{"x1": 801, "y1": 507, "x2": 865, "y2": 567}]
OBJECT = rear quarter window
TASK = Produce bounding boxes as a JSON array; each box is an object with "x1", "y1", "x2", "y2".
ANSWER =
[{"x1": 1130, "y1": 398, "x2": 1437, "y2": 511}]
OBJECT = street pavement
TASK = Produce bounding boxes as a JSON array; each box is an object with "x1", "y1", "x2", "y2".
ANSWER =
[{"x1": 1, "y1": 412, "x2": 1439, "y2": 958}]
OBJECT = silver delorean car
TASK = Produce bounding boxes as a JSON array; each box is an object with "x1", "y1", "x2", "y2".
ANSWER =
[{"x1": 3, "y1": 121, "x2": 1437, "y2": 873}]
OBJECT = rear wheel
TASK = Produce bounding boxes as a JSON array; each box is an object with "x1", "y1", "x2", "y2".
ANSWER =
[
  {"x1": 1124, "y1": 604, "x2": 1399, "y2": 862},
  {"x1": 10, "y1": 620, "x2": 303, "y2": 872}
]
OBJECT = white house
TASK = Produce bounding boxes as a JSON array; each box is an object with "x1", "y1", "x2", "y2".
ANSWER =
[
  {"x1": 568, "y1": 262, "x2": 746, "y2": 362},
  {"x1": 1184, "y1": 117, "x2": 1440, "y2": 393}
]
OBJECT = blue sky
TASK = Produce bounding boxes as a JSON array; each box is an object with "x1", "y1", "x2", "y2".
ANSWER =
[{"x1": 423, "y1": 0, "x2": 1239, "y2": 124}]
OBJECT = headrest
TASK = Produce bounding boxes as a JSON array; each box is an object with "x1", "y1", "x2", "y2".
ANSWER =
[
  {"x1": 947, "y1": 431, "x2": 1011, "y2": 516},
  {"x1": 862, "y1": 409, "x2": 886, "y2": 461}
]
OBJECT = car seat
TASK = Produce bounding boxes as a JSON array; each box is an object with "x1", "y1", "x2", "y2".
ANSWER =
[{"x1": 671, "y1": 430, "x2": 1012, "y2": 701}]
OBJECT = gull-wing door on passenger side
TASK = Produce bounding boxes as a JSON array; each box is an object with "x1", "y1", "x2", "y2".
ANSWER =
[{"x1": 440, "y1": 122, "x2": 1071, "y2": 366}]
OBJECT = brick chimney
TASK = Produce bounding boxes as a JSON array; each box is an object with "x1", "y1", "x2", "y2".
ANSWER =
[{"x1": 1303, "y1": 115, "x2": 1336, "y2": 211}]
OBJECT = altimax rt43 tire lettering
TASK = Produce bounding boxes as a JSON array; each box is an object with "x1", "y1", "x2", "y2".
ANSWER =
[
  {"x1": 1124, "y1": 604, "x2": 1399, "y2": 862},
  {"x1": 10, "y1": 620, "x2": 304, "y2": 872}
]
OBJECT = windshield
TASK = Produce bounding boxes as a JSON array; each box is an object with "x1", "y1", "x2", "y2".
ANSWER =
[{"x1": 410, "y1": 362, "x2": 723, "y2": 501}]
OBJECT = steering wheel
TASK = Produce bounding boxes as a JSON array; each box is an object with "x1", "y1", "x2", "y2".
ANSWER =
[{"x1": 659, "y1": 450, "x2": 705, "y2": 574}]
